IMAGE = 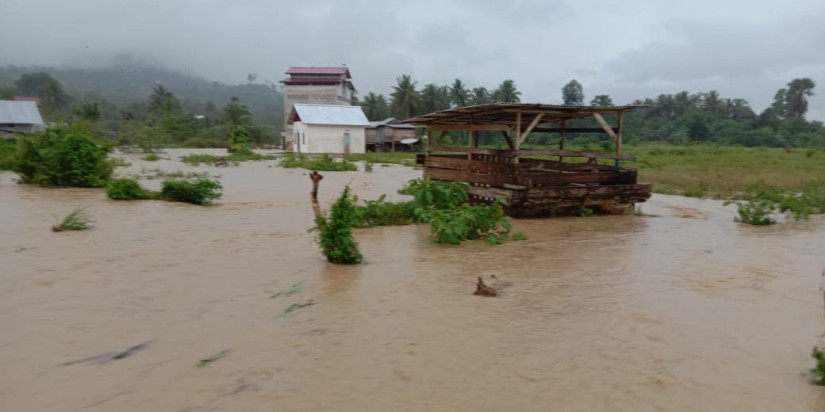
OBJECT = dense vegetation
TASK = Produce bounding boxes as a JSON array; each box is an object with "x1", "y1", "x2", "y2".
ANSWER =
[
  {"x1": 724, "y1": 180, "x2": 825, "y2": 225},
  {"x1": 14, "y1": 123, "x2": 113, "y2": 187}
]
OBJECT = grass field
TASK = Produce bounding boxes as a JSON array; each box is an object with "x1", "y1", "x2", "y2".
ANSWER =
[{"x1": 345, "y1": 144, "x2": 825, "y2": 199}]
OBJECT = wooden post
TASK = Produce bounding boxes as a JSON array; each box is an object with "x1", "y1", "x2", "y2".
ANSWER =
[
  {"x1": 616, "y1": 113, "x2": 623, "y2": 170},
  {"x1": 559, "y1": 120, "x2": 566, "y2": 163},
  {"x1": 309, "y1": 171, "x2": 324, "y2": 221},
  {"x1": 468, "y1": 131, "x2": 477, "y2": 160},
  {"x1": 514, "y1": 111, "x2": 522, "y2": 164}
]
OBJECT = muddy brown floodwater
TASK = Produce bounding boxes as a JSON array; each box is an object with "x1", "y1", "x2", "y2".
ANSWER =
[{"x1": 1, "y1": 149, "x2": 824, "y2": 411}]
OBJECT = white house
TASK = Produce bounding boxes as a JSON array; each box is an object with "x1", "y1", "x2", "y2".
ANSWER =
[{"x1": 287, "y1": 104, "x2": 369, "y2": 154}]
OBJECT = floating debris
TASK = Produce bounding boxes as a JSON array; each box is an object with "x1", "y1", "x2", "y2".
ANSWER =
[
  {"x1": 59, "y1": 340, "x2": 153, "y2": 366},
  {"x1": 473, "y1": 277, "x2": 497, "y2": 297},
  {"x1": 198, "y1": 349, "x2": 231, "y2": 367},
  {"x1": 269, "y1": 281, "x2": 306, "y2": 298}
]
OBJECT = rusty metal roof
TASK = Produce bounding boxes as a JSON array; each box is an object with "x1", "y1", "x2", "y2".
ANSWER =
[{"x1": 404, "y1": 103, "x2": 647, "y2": 127}]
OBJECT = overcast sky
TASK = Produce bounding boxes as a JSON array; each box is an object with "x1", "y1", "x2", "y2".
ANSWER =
[{"x1": 2, "y1": 0, "x2": 824, "y2": 120}]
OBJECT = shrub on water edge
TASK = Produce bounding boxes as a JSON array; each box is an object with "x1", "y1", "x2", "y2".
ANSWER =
[
  {"x1": 143, "y1": 153, "x2": 160, "y2": 161},
  {"x1": 180, "y1": 153, "x2": 218, "y2": 165},
  {"x1": 160, "y1": 175, "x2": 222, "y2": 205},
  {"x1": 316, "y1": 186, "x2": 363, "y2": 264},
  {"x1": 725, "y1": 180, "x2": 825, "y2": 225},
  {"x1": 15, "y1": 123, "x2": 113, "y2": 187},
  {"x1": 106, "y1": 178, "x2": 157, "y2": 200}
]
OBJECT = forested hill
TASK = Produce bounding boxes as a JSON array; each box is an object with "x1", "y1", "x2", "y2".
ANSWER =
[{"x1": 0, "y1": 65, "x2": 284, "y2": 127}]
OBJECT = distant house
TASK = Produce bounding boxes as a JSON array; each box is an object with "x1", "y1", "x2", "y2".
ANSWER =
[
  {"x1": 0, "y1": 100, "x2": 45, "y2": 136},
  {"x1": 280, "y1": 66, "x2": 356, "y2": 148},
  {"x1": 365, "y1": 118, "x2": 421, "y2": 151},
  {"x1": 287, "y1": 104, "x2": 369, "y2": 154}
]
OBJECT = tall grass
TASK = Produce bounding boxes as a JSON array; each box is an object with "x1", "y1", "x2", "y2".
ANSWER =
[{"x1": 279, "y1": 153, "x2": 357, "y2": 171}]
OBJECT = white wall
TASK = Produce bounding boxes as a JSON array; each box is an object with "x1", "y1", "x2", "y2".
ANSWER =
[{"x1": 292, "y1": 122, "x2": 365, "y2": 154}]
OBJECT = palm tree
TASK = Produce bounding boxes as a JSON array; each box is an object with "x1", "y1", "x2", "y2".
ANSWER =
[
  {"x1": 419, "y1": 84, "x2": 451, "y2": 114},
  {"x1": 361, "y1": 92, "x2": 390, "y2": 120},
  {"x1": 449, "y1": 79, "x2": 470, "y2": 108},
  {"x1": 469, "y1": 87, "x2": 491, "y2": 105},
  {"x1": 148, "y1": 85, "x2": 181, "y2": 116},
  {"x1": 390, "y1": 74, "x2": 419, "y2": 119},
  {"x1": 493, "y1": 79, "x2": 521, "y2": 103}
]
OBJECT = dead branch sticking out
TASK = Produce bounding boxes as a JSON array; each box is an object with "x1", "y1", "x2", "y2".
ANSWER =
[
  {"x1": 309, "y1": 171, "x2": 324, "y2": 221},
  {"x1": 474, "y1": 277, "x2": 497, "y2": 297}
]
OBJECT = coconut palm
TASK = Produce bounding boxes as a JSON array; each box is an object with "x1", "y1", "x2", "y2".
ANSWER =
[
  {"x1": 390, "y1": 74, "x2": 419, "y2": 119},
  {"x1": 492, "y1": 79, "x2": 521, "y2": 103},
  {"x1": 361, "y1": 92, "x2": 390, "y2": 121},
  {"x1": 449, "y1": 79, "x2": 470, "y2": 108}
]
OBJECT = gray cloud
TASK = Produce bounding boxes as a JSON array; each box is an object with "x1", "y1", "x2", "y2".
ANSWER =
[{"x1": 1, "y1": 0, "x2": 823, "y2": 120}]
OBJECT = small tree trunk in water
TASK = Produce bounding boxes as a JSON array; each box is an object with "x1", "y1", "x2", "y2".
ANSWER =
[{"x1": 309, "y1": 171, "x2": 324, "y2": 222}]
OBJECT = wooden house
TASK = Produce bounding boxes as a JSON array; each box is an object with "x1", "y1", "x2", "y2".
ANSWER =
[
  {"x1": 365, "y1": 118, "x2": 420, "y2": 151},
  {"x1": 405, "y1": 103, "x2": 652, "y2": 216}
]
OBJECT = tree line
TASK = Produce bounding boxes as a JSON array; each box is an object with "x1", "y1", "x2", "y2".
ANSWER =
[{"x1": 358, "y1": 75, "x2": 823, "y2": 148}]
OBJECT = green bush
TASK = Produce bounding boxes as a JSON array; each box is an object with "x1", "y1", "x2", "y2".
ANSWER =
[
  {"x1": 0, "y1": 138, "x2": 18, "y2": 171},
  {"x1": 316, "y1": 186, "x2": 363, "y2": 264},
  {"x1": 160, "y1": 175, "x2": 222, "y2": 205},
  {"x1": 229, "y1": 126, "x2": 252, "y2": 149},
  {"x1": 15, "y1": 123, "x2": 113, "y2": 187},
  {"x1": 180, "y1": 153, "x2": 218, "y2": 165},
  {"x1": 106, "y1": 178, "x2": 157, "y2": 200},
  {"x1": 143, "y1": 153, "x2": 160, "y2": 161}
]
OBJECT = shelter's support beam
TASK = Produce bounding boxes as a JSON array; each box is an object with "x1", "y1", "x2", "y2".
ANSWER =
[
  {"x1": 500, "y1": 131, "x2": 515, "y2": 150},
  {"x1": 427, "y1": 124, "x2": 510, "y2": 132},
  {"x1": 518, "y1": 113, "x2": 545, "y2": 145},
  {"x1": 592, "y1": 113, "x2": 618, "y2": 141},
  {"x1": 616, "y1": 112, "x2": 623, "y2": 169},
  {"x1": 560, "y1": 120, "x2": 566, "y2": 163},
  {"x1": 514, "y1": 112, "x2": 522, "y2": 150},
  {"x1": 534, "y1": 127, "x2": 619, "y2": 134}
]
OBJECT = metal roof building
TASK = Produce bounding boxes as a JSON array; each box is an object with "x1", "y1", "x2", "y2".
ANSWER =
[
  {"x1": 0, "y1": 100, "x2": 45, "y2": 135},
  {"x1": 288, "y1": 104, "x2": 369, "y2": 126}
]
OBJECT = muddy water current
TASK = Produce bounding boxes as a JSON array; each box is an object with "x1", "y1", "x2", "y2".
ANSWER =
[{"x1": 2, "y1": 149, "x2": 824, "y2": 411}]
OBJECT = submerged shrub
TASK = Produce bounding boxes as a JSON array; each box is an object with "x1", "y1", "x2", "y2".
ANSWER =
[
  {"x1": 725, "y1": 180, "x2": 825, "y2": 225},
  {"x1": 813, "y1": 346, "x2": 825, "y2": 385},
  {"x1": 15, "y1": 123, "x2": 112, "y2": 187},
  {"x1": 316, "y1": 186, "x2": 362, "y2": 264},
  {"x1": 160, "y1": 174, "x2": 222, "y2": 205},
  {"x1": 0, "y1": 138, "x2": 18, "y2": 171},
  {"x1": 280, "y1": 153, "x2": 357, "y2": 171},
  {"x1": 106, "y1": 178, "x2": 157, "y2": 200},
  {"x1": 52, "y1": 207, "x2": 93, "y2": 232}
]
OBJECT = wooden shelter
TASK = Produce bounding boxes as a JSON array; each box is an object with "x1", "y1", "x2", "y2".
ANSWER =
[{"x1": 405, "y1": 103, "x2": 652, "y2": 216}]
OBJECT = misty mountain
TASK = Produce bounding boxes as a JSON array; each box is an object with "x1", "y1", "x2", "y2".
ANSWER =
[{"x1": 0, "y1": 65, "x2": 284, "y2": 127}]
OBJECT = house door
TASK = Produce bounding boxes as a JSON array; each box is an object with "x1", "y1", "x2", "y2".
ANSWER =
[{"x1": 343, "y1": 132, "x2": 351, "y2": 154}]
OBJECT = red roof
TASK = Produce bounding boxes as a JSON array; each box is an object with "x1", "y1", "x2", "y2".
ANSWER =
[
  {"x1": 285, "y1": 66, "x2": 350, "y2": 77},
  {"x1": 13, "y1": 96, "x2": 40, "y2": 105},
  {"x1": 280, "y1": 76, "x2": 345, "y2": 84}
]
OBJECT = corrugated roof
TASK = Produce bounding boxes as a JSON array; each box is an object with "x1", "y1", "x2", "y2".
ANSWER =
[
  {"x1": 285, "y1": 67, "x2": 350, "y2": 77},
  {"x1": 289, "y1": 104, "x2": 370, "y2": 126},
  {"x1": 0, "y1": 100, "x2": 44, "y2": 126}
]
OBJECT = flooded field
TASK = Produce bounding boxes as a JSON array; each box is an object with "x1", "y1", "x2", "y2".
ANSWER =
[{"x1": 2, "y1": 149, "x2": 824, "y2": 411}]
